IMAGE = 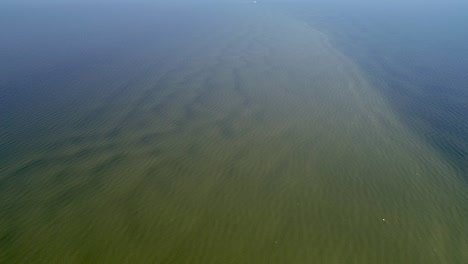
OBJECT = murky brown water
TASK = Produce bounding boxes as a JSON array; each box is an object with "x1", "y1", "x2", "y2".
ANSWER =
[{"x1": 1, "y1": 4, "x2": 467, "y2": 263}]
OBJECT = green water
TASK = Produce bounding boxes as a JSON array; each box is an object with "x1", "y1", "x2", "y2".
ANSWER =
[{"x1": 1, "y1": 4, "x2": 467, "y2": 263}]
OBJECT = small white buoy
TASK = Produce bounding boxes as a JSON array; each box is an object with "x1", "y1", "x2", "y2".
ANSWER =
[{"x1": 382, "y1": 219, "x2": 386, "y2": 222}]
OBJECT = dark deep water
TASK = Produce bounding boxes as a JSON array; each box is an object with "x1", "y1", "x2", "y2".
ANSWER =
[
  {"x1": 1, "y1": 1, "x2": 468, "y2": 263},
  {"x1": 280, "y1": 0, "x2": 468, "y2": 179}
]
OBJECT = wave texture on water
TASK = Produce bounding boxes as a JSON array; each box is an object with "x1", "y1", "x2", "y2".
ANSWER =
[{"x1": 0, "y1": 4, "x2": 467, "y2": 264}]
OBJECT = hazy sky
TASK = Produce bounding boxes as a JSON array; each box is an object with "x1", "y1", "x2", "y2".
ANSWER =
[{"x1": 3, "y1": 0, "x2": 467, "y2": 4}]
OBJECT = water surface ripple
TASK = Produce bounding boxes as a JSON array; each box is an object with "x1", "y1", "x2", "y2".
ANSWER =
[{"x1": 0, "y1": 3, "x2": 467, "y2": 263}]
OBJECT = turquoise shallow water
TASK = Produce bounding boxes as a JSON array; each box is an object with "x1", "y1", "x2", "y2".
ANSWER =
[{"x1": 0, "y1": 2, "x2": 467, "y2": 263}]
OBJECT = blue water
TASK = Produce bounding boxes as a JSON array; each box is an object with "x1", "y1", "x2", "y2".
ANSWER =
[
  {"x1": 1, "y1": 1, "x2": 467, "y2": 263},
  {"x1": 280, "y1": 0, "x2": 468, "y2": 179}
]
